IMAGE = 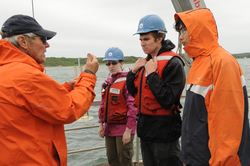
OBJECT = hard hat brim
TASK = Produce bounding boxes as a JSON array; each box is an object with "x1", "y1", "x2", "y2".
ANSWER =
[{"x1": 133, "y1": 29, "x2": 167, "y2": 35}]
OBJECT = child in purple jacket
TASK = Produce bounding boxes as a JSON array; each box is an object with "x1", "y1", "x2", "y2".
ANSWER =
[{"x1": 98, "y1": 47, "x2": 137, "y2": 166}]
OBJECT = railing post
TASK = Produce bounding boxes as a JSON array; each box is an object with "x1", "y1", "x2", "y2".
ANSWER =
[{"x1": 135, "y1": 134, "x2": 140, "y2": 166}]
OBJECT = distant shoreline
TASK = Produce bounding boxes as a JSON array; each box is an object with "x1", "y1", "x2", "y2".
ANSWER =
[{"x1": 43, "y1": 53, "x2": 250, "y2": 67}]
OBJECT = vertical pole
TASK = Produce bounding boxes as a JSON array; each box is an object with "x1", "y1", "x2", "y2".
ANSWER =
[
  {"x1": 31, "y1": 0, "x2": 35, "y2": 18},
  {"x1": 177, "y1": 39, "x2": 183, "y2": 56},
  {"x1": 78, "y1": 55, "x2": 80, "y2": 67},
  {"x1": 135, "y1": 134, "x2": 140, "y2": 165}
]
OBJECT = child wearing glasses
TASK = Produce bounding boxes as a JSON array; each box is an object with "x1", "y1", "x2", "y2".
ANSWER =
[
  {"x1": 98, "y1": 47, "x2": 137, "y2": 166},
  {"x1": 174, "y1": 8, "x2": 250, "y2": 166}
]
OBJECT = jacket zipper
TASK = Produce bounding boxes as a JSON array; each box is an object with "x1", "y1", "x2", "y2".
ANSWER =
[{"x1": 139, "y1": 68, "x2": 145, "y2": 114}]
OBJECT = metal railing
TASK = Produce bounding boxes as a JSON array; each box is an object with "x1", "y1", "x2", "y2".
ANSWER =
[
  {"x1": 66, "y1": 125, "x2": 102, "y2": 154},
  {"x1": 65, "y1": 100, "x2": 142, "y2": 164},
  {"x1": 66, "y1": 124, "x2": 142, "y2": 165}
]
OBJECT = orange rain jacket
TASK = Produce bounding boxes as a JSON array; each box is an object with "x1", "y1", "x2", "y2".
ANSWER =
[
  {"x1": 175, "y1": 9, "x2": 250, "y2": 166},
  {"x1": 0, "y1": 39, "x2": 97, "y2": 166}
]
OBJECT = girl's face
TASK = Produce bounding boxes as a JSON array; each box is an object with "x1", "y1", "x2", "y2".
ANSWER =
[{"x1": 106, "y1": 61, "x2": 124, "y2": 75}]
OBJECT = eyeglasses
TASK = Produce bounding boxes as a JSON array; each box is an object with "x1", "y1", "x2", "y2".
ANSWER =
[
  {"x1": 106, "y1": 62, "x2": 119, "y2": 66},
  {"x1": 39, "y1": 36, "x2": 47, "y2": 45},
  {"x1": 23, "y1": 35, "x2": 47, "y2": 45},
  {"x1": 178, "y1": 28, "x2": 187, "y2": 35},
  {"x1": 32, "y1": 35, "x2": 47, "y2": 45}
]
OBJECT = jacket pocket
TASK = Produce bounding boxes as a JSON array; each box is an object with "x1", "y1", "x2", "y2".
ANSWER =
[
  {"x1": 108, "y1": 109, "x2": 127, "y2": 123},
  {"x1": 110, "y1": 94, "x2": 120, "y2": 105},
  {"x1": 143, "y1": 95, "x2": 162, "y2": 110}
]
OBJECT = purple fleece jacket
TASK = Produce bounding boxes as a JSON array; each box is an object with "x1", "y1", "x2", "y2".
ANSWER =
[{"x1": 98, "y1": 71, "x2": 137, "y2": 136}]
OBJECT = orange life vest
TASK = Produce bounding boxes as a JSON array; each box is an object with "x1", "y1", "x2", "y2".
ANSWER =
[
  {"x1": 100, "y1": 76, "x2": 128, "y2": 123},
  {"x1": 134, "y1": 51, "x2": 182, "y2": 116}
]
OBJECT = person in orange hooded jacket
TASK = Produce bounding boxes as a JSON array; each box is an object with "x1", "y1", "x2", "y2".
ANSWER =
[
  {"x1": 174, "y1": 8, "x2": 250, "y2": 166},
  {"x1": 0, "y1": 14, "x2": 99, "y2": 166}
]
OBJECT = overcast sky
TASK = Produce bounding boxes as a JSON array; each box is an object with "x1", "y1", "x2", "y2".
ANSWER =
[{"x1": 1, "y1": 0, "x2": 249, "y2": 59}]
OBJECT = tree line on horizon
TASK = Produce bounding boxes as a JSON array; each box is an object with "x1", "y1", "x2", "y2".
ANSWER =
[{"x1": 43, "y1": 53, "x2": 250, "y2": 67}]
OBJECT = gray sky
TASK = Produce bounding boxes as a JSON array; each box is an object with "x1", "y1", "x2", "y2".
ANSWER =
[{"x1": 1, "y1": 0, "x2": 249, "y2": 58}]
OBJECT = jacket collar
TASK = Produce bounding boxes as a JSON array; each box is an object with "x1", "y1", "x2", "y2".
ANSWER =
[
  {"x1": 0, "y1": 39, "x2": 44, "y2": 72},
  {"x1": 106, "y1": 71, "x2": 128, "y2": 84},
  {"x1": 147, "y1": 39, "x2": 175, "y2": 60}
]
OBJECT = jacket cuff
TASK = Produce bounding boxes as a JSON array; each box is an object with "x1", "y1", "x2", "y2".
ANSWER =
[{"x1": 63, "y1": 82, "x2": 74, "y2": 92}]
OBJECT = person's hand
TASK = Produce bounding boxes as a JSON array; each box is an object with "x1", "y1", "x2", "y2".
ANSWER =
[
  {"x1": 131, "y1": 58, "x2": 147, "y2": 73},
  {"x1": 122, "y1": 127, "x2": 131, "y2": 145},
  {"x1": 84, "y1": 53, "x2": 99, "y2": 74},
  {"x1": 68, "y1": 77, "x2": 78, "y2": 88},
  {"x1": 145, "y1": 56, "x2": 157, "y2": 75},
  {"x1": 98, "y1": 123, "x2": 104, "y2": 138}
]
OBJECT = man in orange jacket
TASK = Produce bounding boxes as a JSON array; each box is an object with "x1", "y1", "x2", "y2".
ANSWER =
[
  {"x1": 174, "y1": 8, "x2": 250, "y2": 166},
  {"x1": 0, "y1": 14, "x2": 99, "y2": 166}
]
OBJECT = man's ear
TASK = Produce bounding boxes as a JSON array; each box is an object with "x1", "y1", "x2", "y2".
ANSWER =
[
  {"x1": 17, "y1": 35, "x2": 28, "y2": 49},
  {"x1": 157, "y1": 37, "x2": 163, "y2": 44}
]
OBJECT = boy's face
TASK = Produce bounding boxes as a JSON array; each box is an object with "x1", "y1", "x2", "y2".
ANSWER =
[
  {"x1": 178, "y1": 25, "x2": 189, "y2": 47},
  {"x1": 139, "y1": 32, "x2": 162, "y2": 55}
]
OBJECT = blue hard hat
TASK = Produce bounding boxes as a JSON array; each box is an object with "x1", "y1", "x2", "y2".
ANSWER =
[
  {"x1": 134, "y1": 14, "x2": 167, "y2": 35},
  {"x1": 102, "y1": 47, "x2": 124, "y2": 61}
]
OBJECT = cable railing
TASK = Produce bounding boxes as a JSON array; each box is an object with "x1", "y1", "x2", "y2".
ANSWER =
[
  {"x1": 66, "y1": 125, "x2": 104, "y2": 155},
  {"x1": 66, "y1": 123, "x2": 142, "y2": 165},
  {"x1": 65, "y1": 100, "x2": 143, "y2": 165}
]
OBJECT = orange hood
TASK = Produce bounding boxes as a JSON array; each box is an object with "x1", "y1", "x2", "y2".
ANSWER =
[{"x1": 174, "y1": 8, "x2": 220, "y2": 59}]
